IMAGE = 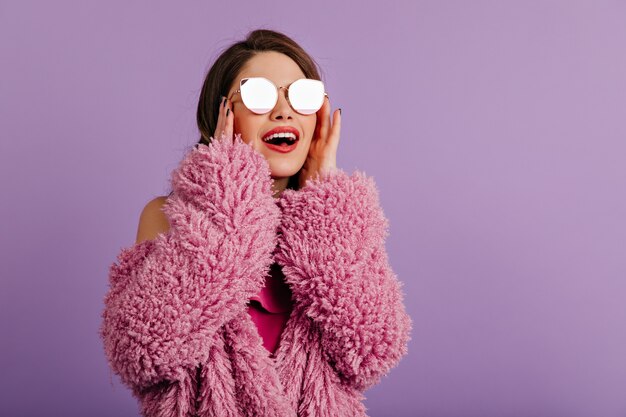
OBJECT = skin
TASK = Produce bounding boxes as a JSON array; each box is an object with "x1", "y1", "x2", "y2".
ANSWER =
[
  {"x1": 215, "y1": 51, "x2": 341, "y2": 198},
  {"x1": 135, "y1": 51, "x2": 341, "y2": 244}
]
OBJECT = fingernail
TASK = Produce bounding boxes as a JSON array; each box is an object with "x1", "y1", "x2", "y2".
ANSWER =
[
  {"x1": 339, "y1": 108, "x2": 342, "y2": 115},
  {"x1": 226, "y1": 108, "x2": 230, "y2": 116},
  {"x1": 223, "y1": 97, "x2": 227, "y2": 108}
]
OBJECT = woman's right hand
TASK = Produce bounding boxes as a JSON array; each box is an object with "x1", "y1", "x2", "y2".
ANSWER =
[
  {"x1": 168, "y1": 94, "x2": 274, "y2": 215},
  {"x1": 213, "y1": 96, "x2": 234, "y2": 142}
]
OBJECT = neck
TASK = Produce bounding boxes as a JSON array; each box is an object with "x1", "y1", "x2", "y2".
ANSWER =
[{"x1": 271, "y1": 176, "x2": 290, "y2": 199}]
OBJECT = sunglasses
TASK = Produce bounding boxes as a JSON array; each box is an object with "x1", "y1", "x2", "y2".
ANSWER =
[{"x1": 227, "y1": 77, "x2": 327, "y2": 115}]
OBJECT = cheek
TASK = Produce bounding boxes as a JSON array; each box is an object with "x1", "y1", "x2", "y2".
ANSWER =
[
  {"x1": 233, "y1": 113, "x2": 262, "y2": 142},
  {"x1": 233, "y1": 113, "x2": 248, "y2": 137},
  {"x1": 305, "y1": 115, "x2": 317, "y2": 139},
  {"x1": 232, "y1": 103, "x2": 245, "y2": 131}
]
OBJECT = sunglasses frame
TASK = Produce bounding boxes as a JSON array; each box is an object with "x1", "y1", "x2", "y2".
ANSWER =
[{"x1": 227, "y1": 77, "x2": 328, "y2": 115}]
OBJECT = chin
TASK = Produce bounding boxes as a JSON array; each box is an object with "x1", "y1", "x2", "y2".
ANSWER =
[
  {"x1": 264, "y1": 155, "x2": 301, "y2": 175},
  {"x1": 250, "y1": 140, "x2": 307, "y2": 175},
  {"x1": 268, "y1": 164, "x2": 302, "y2": 178}
]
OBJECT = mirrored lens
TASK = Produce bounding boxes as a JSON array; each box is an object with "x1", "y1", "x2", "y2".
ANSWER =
[
  {"x1": 288, "y1": 79, "x2": 325, "y2": 115},
  {"x1": 240, "y1": 78, "x2": 278, "y2": 114}
]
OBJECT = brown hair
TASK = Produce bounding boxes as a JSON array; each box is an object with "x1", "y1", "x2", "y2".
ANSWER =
[
  {"x1": 168, "y1": 29, "x2": 323, "y2": 197},
  {"x1": 196, "y1": 29, "x2": 323, "y2": 147}
]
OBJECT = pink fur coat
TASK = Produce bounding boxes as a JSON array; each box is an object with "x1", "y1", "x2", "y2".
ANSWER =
[{"x1": 99, "y1": 134, "x2": 412, "y2": 417}]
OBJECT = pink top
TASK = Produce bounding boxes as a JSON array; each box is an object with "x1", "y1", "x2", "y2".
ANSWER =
[{"x1": 246, "y1": 261, "x2": 293, "y2": 356}]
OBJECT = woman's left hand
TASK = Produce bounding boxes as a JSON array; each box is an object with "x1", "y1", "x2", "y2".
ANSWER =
[{"x1": 298, "y1": 97, "x2": 341, "y2": 189}]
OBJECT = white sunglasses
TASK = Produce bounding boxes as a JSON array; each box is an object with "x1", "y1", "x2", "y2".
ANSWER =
[{"x1": 228, "y1": 77, "x2": 327, "y2": 115}]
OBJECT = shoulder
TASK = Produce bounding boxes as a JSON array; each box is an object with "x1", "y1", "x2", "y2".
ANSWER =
[{"x1": 135, "y1": 195, "x2": 170, "y2": 244}]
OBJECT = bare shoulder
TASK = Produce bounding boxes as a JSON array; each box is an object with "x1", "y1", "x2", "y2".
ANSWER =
[{"x1": 135, "y1": 195, "x2": 171, "y2": 244}]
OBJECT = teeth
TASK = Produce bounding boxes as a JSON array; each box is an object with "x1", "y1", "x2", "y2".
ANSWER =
[{"x1": 263, "y1": 132, "x2": 297, "y2": 142}]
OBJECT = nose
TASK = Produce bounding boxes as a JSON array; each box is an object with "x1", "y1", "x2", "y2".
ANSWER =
[{"x1": 269, "y1": 87, "x2": 293, "y2": 120}]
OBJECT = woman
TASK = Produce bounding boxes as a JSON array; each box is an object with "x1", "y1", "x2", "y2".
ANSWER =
[{"x1": 100, "y1": 29, "x2": 412, "y2": 417}]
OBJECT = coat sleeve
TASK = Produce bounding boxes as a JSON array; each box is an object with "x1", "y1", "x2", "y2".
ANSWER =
[
  {"x1": 275, "y1": 168, "x2": 413, "y2": 392},
  {"x1": 99, "y1": 134, "x2": 280, "y2": 392}
]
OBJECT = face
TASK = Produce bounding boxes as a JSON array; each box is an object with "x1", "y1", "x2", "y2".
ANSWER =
[{"x1": 227, "y1": 51, "x2": 317, "y2": 180}]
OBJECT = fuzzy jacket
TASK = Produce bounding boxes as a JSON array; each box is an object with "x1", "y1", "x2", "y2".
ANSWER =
[{"x1": 99, "y1": 134, "x2": 413, "y2": 417}]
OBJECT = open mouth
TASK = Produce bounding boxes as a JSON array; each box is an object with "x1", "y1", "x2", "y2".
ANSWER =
[{"x1": 262, "y1": 132, "x2": 299, "y2": 146}]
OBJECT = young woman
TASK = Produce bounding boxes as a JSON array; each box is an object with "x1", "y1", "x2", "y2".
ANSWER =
[{"x1": 100, "y1": 29, "x2": 412, "y2": 417}]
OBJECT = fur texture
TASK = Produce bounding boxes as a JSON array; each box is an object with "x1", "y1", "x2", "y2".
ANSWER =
[{"x1": 100, "y1": 133, "x2": 412, "y2": 416}]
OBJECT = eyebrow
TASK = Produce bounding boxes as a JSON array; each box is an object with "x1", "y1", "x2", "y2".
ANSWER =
[{"x1": 241, "y1": 76, "x2": 304, "y2": 87}]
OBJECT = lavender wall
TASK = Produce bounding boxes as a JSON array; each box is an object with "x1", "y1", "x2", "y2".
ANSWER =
[{"x1": 1, "y1": 1, "x2": 625, "y2": 416}]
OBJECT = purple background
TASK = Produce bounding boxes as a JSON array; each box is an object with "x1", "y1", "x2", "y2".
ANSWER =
[{"x1": 1, "y1": 1, "x2": 625, "y2": 416}]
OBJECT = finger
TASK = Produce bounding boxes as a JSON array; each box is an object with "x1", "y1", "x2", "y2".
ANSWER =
[
  {"x1": 329, "y1": 108, "x2": 341, "y2": 149},
  {"x1": 213, "y1": 96, "x2": 224, "y2": 139},
  {"x1": 224, "y1": 98, "x2": 234, "y2": 141}
]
